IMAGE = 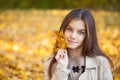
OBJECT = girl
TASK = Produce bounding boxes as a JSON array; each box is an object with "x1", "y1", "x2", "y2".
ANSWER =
[{"x1": 44, "y1": 8, "x2": 113, "y2": 80}]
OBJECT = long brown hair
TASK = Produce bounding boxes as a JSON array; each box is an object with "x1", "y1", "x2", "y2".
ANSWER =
[{"x1": 48, "y1": 8, "x2": 113, "y2": 79}]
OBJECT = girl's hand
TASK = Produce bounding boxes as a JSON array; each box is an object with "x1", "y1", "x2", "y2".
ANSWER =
[{"x1": 55, "y1": 49, "x2": 69, "y2": 68}]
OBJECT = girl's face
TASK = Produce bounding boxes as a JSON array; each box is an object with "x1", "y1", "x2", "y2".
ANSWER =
[{"x1": 64, "y1": 19, "x2": 86, "y2": 49}]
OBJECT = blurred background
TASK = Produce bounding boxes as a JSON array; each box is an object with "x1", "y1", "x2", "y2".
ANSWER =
[{"x1": 0, "y1": 0, "x2": 120, "y2": 80}]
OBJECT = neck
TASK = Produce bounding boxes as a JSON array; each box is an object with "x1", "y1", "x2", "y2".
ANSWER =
[{"x1": 68, "y1": 47, "x2": 83, "y2": 58}]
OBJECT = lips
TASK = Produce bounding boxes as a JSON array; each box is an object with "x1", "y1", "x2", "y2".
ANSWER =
[{"x1": 68, "y1": 40, "x2": 78, "y2": 44}]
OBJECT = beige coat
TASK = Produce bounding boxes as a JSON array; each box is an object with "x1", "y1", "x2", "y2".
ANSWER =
[{"x1": 44, "y1": 56, "x2": 113, "y2": 80}]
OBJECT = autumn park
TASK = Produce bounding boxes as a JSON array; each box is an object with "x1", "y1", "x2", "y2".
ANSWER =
[{"x1": 0, "y1": 0, "x2": 120, "y2": 80}]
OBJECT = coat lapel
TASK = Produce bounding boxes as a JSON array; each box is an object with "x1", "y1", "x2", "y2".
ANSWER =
[
  {"x1": 86, "y1": 56, "x2": 99, "y2": 68},
  {"x1": 79, "y1": 56, "x2": 100, "y2": 80}
]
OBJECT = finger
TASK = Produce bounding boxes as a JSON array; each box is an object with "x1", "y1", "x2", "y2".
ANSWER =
[
  {"x1": 63, "y1": 50, "x2": 68, "y2": 59},
  {"x1": 56, "y1": 49, "x2": 67, "y2": 59},
  {"x1": 55, "y1": 55, "x2": 59, "y2": 60},
  {"x1": 62, "y1": 49, "x2": 67, "y2": 56},
  {"x1": 60, "y1": 51, "x2": 65, "y2": 59},
  {"x1": 59, "y1": 49, "x2": 65, "y2": 54},
  {"x1": 55, "y1": 51, "x2": 64, "y2": 60},
  {"x1": 64, "y1": 49, "x2": 67, "y2": 53},
  {"x1": 55, "y1": 52, "x2": 61, "y2": 60},
  {"x1": 57, "y1": 56, "x2": 61, "y2": 61}
]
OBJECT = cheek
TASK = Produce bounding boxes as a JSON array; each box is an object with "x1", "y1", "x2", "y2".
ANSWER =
[
  {"x1": 78, "y1": 36, "x2": 85, "y2": 42},
  {"x1": 64, "y1": 31, "x2": 70, "y2": 38}
]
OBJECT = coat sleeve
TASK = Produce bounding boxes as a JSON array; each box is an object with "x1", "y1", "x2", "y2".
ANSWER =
[
  {"x1": 44, "y1": 59, "x2": 51, "y2": 80},
  {"x1": 44, "y1": 58, "x2": 71, "y2": 80},
  {"x1": 103, "y1": 58, "x2": 113, "y2": 80},
  {"x1": 99, "y1": 56, "x2": 113, "y2": 80},
  {"x1": 51, "y1": 63, "x2": 71, "y2": 80}
]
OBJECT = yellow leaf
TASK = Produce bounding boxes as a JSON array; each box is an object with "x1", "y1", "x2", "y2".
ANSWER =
[
  {"x1": 53, "y1": 30, "x2": 68, "y2": 52},
  {"x1": 114, "y1": 77, "x2": 119, "y2": 80}
]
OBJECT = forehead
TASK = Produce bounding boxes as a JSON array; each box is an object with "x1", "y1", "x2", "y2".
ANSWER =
[{"x1": 68, "y1": 19, "x2": 86, "y2": 30}]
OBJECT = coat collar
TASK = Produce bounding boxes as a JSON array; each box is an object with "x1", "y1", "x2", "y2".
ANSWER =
[{"x1": 85, "y1": 56, "x2": 99, "y2": 68}]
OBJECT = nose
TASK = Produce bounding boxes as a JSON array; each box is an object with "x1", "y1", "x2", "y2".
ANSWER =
[{"x1": 70, "y1": 32, "x2": 77, "y2": 39}]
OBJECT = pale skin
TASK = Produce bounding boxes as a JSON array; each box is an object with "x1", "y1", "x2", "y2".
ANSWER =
[{"x1": 55, "y1": 19, "x2": 86, "y2": 79}]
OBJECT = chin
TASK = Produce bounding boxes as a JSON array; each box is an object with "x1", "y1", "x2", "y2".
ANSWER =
[
  {"x1": 67, "y1": 44, "x2": 82, "y2": 49},
  {"x1": 68, "y1": 46, "x2": 79, "y2": 49}
]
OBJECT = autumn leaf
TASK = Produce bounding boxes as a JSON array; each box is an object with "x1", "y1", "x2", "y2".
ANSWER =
[{"x1": 53, "y1": 30, "x2": 68, "y2": 52}]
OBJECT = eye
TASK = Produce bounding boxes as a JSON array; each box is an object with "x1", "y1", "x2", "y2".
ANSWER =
[
  {"x1": 66, "y1": 27, "x2": 72, "y2": 31},
  {"x1": 78, "y1": 31, "x2": 85, "y2": 35}
]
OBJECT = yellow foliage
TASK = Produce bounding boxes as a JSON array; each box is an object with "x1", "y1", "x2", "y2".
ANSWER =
[
  {"x1": 0, "y1": 69, "x2": 5, "y2": 77},
  {"x1": 0, "y1": 10, "x2": 120, "y2": 80},
  {"x1": 53, "y1": 30, "x2": 68, "y2": 52},
  {"x1": 102, "y1": 43, "x2": 119, "y2": 55},
  {"x1": 114, "y1": 77, "x2": 120, "y2": 80}
]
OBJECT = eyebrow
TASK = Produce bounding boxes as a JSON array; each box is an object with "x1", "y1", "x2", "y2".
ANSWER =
[{"x1": 67, "y1": 25, "x2": 86, "y2": 31}]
